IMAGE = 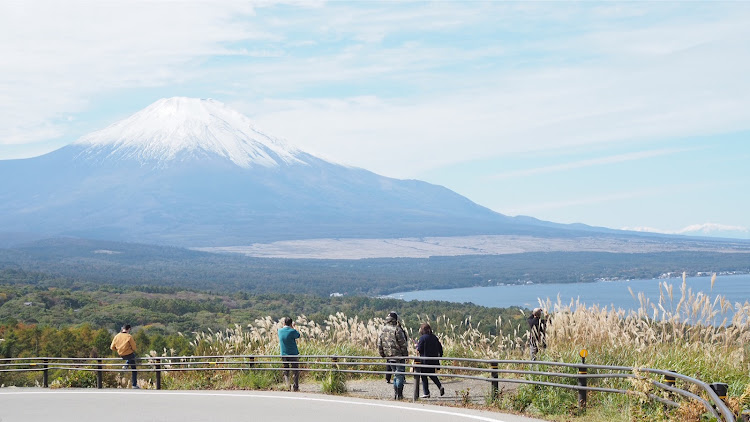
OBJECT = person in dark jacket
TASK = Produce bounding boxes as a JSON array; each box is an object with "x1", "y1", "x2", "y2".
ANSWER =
[
  {"x1": 377, "y1": 311, "x2": 408, "y2": 399},
  {"x1": 527, "y1": 308, "x2": 547, "y2": 360},
  {"x1": 416, "y1": 322, "x2": 444, "y2": 398}
]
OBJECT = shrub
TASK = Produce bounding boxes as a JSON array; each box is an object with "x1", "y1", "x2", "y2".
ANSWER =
[
  {"x1": 233, "y1": 369, "x2": 281, "y2": 389},
  {"x1": 321, "y1": 368, "x2": 346, "y2": 394}
]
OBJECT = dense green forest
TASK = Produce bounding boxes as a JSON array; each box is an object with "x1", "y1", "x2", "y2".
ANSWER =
[
  {"x1": 2, "y1": 237, "x2": 748, "y2": 359},
  {"x1": 0, "y1": 269, "x2": 527, "y2": 359},
  {"x1": 1, "y1": 238, "x2": 748, "y2": 296}
]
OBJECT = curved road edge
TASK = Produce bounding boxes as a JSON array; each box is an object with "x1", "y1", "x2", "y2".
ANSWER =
[{"x1": 0, "y1": 388, "x2": 548, "y2": 422}]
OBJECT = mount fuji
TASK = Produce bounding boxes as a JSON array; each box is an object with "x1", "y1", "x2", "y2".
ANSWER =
[{"x1": 0, "y1": 97, "x2": 580, "y2": 247}]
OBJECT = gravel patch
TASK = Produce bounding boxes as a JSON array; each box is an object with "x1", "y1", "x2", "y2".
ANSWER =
[{"x1": 296, "y1": 373, "x2": 519, "y2": 405}]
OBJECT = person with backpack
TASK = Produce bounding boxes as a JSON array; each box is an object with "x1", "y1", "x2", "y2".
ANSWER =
[
  {"x1": 377, "y1": 311, "x2": 408, "y2": 400},
  {"x1": 416, "y1": 322, "x2": 444, "y2": 398}
]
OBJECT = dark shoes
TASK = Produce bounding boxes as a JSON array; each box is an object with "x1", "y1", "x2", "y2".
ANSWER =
[{"x1": 420, "y1": 387, "x2": 444, "y2": 398}]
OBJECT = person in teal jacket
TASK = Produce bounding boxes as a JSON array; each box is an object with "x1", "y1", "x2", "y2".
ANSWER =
[{"x1": 278, "y1": 317, "x2": 301, "y2": 391}]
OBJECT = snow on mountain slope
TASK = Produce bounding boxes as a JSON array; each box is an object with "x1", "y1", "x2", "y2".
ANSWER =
[
  {"x1": 73, "y1": 97, "x2": 305, "y2": 168},
  {"x1": 0, "y1": 96, "x2": 583, "y2": 246}
]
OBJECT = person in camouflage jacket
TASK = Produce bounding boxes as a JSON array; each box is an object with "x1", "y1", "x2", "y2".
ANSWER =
[{"x1": 377, "y1": 311, "x2": 408, "y2": 399}]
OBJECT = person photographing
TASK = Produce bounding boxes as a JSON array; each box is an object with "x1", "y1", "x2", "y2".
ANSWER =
[
  {"x1": 278, "y1": 317, "x2": 301, "y2": 391},
  {"x1": 527, "y1": 308, "x2": 547, "y2": 360}
]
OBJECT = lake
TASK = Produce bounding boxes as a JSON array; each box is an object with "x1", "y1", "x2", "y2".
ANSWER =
[{"x1": 390, "y1": 273, "x2": 750, "y2": 313}]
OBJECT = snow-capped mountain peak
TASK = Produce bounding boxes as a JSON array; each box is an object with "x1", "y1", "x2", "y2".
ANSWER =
[{"x1": 73, "y1": 97, "x2": 305, "y2": 168}]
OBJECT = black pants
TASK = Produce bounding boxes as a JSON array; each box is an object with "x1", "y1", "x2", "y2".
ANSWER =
[
  {"x1": 282, "y1": 355, "x2": 300, "y2": 391},
  {"x1": 419, "y1": 360, "x2": 442, "y2": 395},
  {"x1": 420, "y1": 374, "x2": 442, "y2": 395}
]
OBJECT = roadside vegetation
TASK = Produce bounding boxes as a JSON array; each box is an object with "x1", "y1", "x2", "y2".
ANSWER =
[{"x1": 2, "y1": 269, "x2": 750, "y2": 421}]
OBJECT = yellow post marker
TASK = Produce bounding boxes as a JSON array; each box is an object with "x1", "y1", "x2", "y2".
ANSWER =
[{"x1": 577, "y1": 349, "x2": 589, "y2": 410}]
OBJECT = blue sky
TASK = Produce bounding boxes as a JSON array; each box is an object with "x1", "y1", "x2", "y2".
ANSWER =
[{"x1": 1, "y1": 1, "x2": 749, "y2": 238}]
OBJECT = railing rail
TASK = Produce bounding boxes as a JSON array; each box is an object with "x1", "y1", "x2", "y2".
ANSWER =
[{"x1": 0, "y1": 354, "x2": 736, "y2": 421}]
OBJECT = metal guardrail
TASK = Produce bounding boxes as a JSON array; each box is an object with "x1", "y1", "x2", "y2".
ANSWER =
[{"x1": 0, "y1": 354, "x2": 737, "y2": 421}]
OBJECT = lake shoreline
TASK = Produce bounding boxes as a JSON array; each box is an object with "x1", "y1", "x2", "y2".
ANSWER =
[{"x1": 389, "y1": 273, "x2": 750, "y2": 312}]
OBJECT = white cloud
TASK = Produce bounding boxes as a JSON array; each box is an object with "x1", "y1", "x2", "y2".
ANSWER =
[
  {"x1": 1, "y1": 1, "x2": 750, "y2": 180},
  {"x1": 677, "y1": 223, "x2": 749, "y2": 235},
  {"x1": 502, "y1": 180, "x2": 719, "y2": 219},
  {"x1": 0, "y1": 1, "x2": 260, "y2": 148},
  {"x1": 486, "y1": 148, "x2": 696, "y2": 180},
  {"x1": 623, "y1": 223, "x2": 749, "y2": 238},
  {"x1": 504, "y1": 188, "x2": 664, "y2": 216},
  {"x1": 243, "y1": 7, "x2": 750, "y2": 177}
]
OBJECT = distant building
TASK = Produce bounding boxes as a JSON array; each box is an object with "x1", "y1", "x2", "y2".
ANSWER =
[{"x1": 329, "y1": 292, "x2": 343, "y2": 297}]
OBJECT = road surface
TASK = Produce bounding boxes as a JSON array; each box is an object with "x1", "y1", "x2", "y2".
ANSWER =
[{"x1": 0, "y1": 388, "x2": 547, "y2": 422}]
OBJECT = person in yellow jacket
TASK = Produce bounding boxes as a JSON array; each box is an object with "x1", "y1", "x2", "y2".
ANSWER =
[{"x1": 110, "y1": 324, "x2": 139, "y2": 388}]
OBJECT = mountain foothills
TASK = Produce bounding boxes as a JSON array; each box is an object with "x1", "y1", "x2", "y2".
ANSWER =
[
  {"x1": 0, "y1": 97, "x2": 748, "y2": 295},
  {"x1": 0, "y1": 97, "x2": 576, "y2": 247},
  {"x1": 1, "y1": 237, "x2": 749, "y2": 297}
]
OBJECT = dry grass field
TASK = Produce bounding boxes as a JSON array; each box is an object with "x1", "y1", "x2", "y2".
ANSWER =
[{"x1": 146, "y1": 272, "x2": 749, "y2": 421}]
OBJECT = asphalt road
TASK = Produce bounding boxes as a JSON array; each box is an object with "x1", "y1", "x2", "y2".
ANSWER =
[{"x1": 0, "y1": 388, "x2": 547, "y2": 422}]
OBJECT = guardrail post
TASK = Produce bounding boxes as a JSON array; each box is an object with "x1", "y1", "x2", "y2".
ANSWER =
[
  {"x1": 577, "y1": 365, "x2": 588, "y2": 409},
  {"x1": 155, "y1": 360, "x2": 161, "y2": 390},
  {"x1": 661, "y1": 371, "x2": 676, "y2": 412},
  {"x1": 577, "y1": 350, "x2": 588, "y2": 411},
  {"x1": 413, "y1": 358, "x2": 421, "y2": 402},
  {"x1": 491, "y1": 361, "x2": 499, "y2": 399},
  {"x1": 97, "y1": 359, "x2": 103, "y2": 389},
  {"x1": 709, "y1": 383, "x2": 729, "y2": 408},
  {"x1": 43, "y1": 359, "x2": 48, "y2": 388},
  {"x1": 664, "y1": 372, "x2": 676, "y2": 389}
]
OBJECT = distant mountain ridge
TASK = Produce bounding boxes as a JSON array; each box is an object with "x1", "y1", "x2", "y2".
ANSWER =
[{"x1": 0, "y1": 97, "x2": 585, "y2": 247}]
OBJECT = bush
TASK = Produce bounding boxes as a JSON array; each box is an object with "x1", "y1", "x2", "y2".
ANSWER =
[
  {"x1": 52, "y1": 370, "x2": 97, "y2": 388},
  {"x1": 321, "y1": 369, "x2": 346, "y2": 394},
  {"x1": 233, "y1": 369, "x2": 281, "y2": 389}
]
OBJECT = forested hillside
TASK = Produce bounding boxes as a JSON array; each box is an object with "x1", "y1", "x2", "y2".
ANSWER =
[
  {"x1": 1, "y1": 238, "x2": 748, "y2": 296},
  {"x1": 0, "y1": 269, "x2": 526, "y2": 359}
]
